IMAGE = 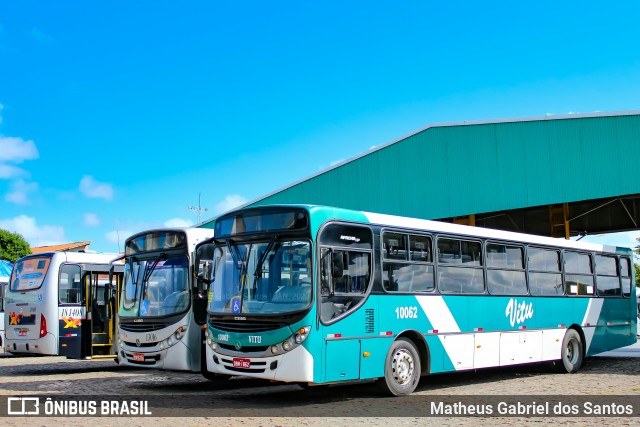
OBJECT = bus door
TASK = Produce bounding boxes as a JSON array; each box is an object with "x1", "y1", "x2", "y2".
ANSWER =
[
  {"x1": 58, "y1": 263, "x2": 85, "y2": 359},
  {"x1": 106, "y1": 266, "x2": 123, "y2": 357},
  {"x1": 87, "y1": 268, "x2": 122, "y2": 358},
  {"x1": 317, "y1": 223, "x2": 374, "y2": 382}
]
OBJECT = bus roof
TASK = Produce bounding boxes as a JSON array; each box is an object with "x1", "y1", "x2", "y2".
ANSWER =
[{"x1": 223, "y1": 204, "x2": 631, "y2": 255}]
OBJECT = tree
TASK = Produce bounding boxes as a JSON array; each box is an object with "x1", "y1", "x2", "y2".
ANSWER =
[{"x1": 0, "y1": 229, "x2": 31, "y2": 262}]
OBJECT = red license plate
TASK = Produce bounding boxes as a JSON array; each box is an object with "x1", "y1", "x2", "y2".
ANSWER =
[
  {"x1": 232, "y1": 358, "x2": 251, "y2": 369},
  {"x1": 132, "y1": 353, "x2": 145, "y2": 362},
  {"x1": 18, "y1": 329, "x2": 28, "y2": 337}
]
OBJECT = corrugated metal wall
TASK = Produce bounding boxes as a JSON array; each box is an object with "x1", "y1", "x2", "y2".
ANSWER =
[{"x1": 247, "y1": 112, "x2": 640, "y2": 221}]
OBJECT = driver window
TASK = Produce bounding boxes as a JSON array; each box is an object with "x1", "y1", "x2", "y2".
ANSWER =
[
  {"x1": 320, "y1": 248, "x2": 371, "y2": 323},
  {"x1": 318, "y1": 223, "x2": 373, "y2": 323}
]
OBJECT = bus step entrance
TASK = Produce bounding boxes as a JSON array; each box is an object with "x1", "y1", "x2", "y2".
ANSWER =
[{"x1": 92, "y1": 332, "x2": 110, "y2": 345}]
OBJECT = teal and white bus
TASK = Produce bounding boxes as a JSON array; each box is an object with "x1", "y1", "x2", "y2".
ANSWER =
[
  {"x1": 195, "y1": 205, "x2": 637, "y2": 395},
  {"x1": 117, "y1": 227, "x2": 214, "y2": 372}
]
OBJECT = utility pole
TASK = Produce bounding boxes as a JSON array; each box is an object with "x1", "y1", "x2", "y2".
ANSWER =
[{"x1": 188, "y1": 193, "x2": 209, "y2": 224}]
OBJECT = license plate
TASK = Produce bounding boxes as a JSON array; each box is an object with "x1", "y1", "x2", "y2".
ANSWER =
[
  {"x1": 232, "y1": 358, "x2": 251, "y2": 369},
  {"x1": 17, "y1": 329, "x2": 28, "y2": 337},
  {"x1": 132, "y1": 353, "x2": 145, "y2": 362}
]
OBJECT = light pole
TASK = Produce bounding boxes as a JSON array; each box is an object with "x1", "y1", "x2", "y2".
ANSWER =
[{"x1": 188, "y1": 193, "x2": 209, "y2": 224}]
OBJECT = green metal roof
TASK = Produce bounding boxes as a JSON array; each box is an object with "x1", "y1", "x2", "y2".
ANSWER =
[{"x1": 205, "y1": 111, "x2": 640, "y2": 237}]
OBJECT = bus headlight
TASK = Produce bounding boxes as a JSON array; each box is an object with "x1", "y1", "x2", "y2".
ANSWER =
[
  {"x1": 269, "y1": 326, "x2": 310, "y2": 355},
  {"x1": 158, "y1": 325, "x2": 187, "y2": 350},
  {"x1": 207, "y1": 338, "x2": 217, "y2": 350},
  {"x1": 175, "y1": 326, "x2": 186, "y2": 340},
  {"x1": 295, "y1": 326, "x2": 311, "y2": 344}
]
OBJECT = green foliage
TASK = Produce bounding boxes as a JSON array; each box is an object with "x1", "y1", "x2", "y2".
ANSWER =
[
  {"x1": 0, "y1": 229, "x2": 31, "y2": 262},
  {"x1": 635, "y1": 263, "x2": 640, "y2": 288}
]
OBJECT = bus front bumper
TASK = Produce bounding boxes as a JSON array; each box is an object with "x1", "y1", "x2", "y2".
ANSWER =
[
  {"x1": 205, "y1": 344, "x2": 314, "y2": 382},
  {"x1": 118, "y1": 340, "x2": 195, "y2": 371}
]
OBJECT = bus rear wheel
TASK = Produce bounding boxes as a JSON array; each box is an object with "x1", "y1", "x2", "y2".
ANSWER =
[
  {"x1": 379, "y1": 338, "x2": 421, "y2": 396},
  {"x1": 556, "y1": 329, "x2": 583, "y2": 373}
]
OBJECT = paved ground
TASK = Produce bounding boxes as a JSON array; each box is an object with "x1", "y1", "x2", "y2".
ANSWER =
[{"x1": 0, "y1": 344, "x2": 639, "y2": 427}]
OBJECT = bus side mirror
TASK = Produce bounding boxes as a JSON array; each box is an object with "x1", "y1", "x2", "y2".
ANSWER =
[{"x1": 195, "y1": 242, "x2": 215, "y2": 291}]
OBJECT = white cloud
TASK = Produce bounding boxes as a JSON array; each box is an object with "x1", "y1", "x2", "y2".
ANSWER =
[
  {"x1": 0, "y1": 215, "x2": 65, "y2": 247},
  {"x1": 79, "y1": 175, "x2": 113, "y2": 201},
  {"x1": 83, "y1": 213, "x2": 101, "y2": 227},
  {"x1": 0, "y1": 136, "x2": 39, "y2": 163},
  {"x1": 5, "y1": 179, "x2": 38, "y2": 204},
  {"x1": 164, "y1": 218, "x2": 193, "y2": 228},
  {"x1": 0, "y1": 164, "x2": 28, "y2": 179},
  {"x1": 215, "y1": 194, "x2": 248, "y2": 214}
]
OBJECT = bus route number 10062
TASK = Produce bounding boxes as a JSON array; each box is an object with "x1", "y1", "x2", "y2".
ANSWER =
[{"x1": 395, "y1": 306, "x2": 418, "y2": 319}]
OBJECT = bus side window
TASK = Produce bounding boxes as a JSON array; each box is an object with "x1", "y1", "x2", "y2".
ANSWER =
[{"x1": 59, "y1": 264, "x2": 82, "y2": 304}]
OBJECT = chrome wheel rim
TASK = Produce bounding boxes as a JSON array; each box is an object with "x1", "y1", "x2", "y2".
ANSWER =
[
  {"x1": 566, "y1": 338, "x2": 579, "y2": 365},
  {"x1": 391, "y1": 348, "x2": 414, "y2": 385}
]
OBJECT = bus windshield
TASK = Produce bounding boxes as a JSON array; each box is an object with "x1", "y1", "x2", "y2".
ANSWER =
[
  {"x1": 9, "y1": 256, "x2": 52, "y2": 292},
  {"x1": 120, "y1": 255, "x2": 189, "y2": 317},
  {"x1": 208, "y1": 239, "x2": 312, "y2": 315}
]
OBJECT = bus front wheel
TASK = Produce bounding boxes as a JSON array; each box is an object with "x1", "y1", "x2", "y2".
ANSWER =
[
  {"x1": 379, "y1": 338, "x2": 421, "y2": 396},
  {"x1": 202, "y1": 371, "x2": 232, "y2": 383},
  {"x1": 557, "y1": 329, "x2": 583, "y2": 373}
]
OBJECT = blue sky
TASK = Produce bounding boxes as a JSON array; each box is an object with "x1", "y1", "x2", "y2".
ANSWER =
[{"x1": 0, "y1": 1, "x2": 639, "y2": 253}]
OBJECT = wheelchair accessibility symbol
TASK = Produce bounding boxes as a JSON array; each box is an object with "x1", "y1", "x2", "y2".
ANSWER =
[{"x1": 232, "y1": 299, "x2": 240, "y2": 314}]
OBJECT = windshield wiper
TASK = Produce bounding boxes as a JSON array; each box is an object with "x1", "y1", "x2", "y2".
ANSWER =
[
  {"x1": 225, "y1": 239, "x2": 243, "y2": 271},
  {"x1": 251, "y1": 236, "x2": 279, "y2": 299},
  {"x1": 253, "y1": 236, "x2": 278, "y2": 279},
  {"x1": 143, "y1": 252, "x2": 166, "y2": 285}
]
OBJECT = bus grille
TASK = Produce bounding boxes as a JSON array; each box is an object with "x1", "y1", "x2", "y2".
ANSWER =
[
  {"x1": 209, "y1": 318, "x2": 287, "y2": 333},
  {"x1": 119, "y1": 321, "x2": 167, "y2": 332},
  {"x1": 218, "y1": 343, "x2": 269, "y2": 352}
]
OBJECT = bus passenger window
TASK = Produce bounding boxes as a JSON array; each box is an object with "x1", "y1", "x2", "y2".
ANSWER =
[
  {"x1": 59, "y1": 264, "x2": 82, "y2": 304},
  {"x1": 528, "y1": 248, "x2": 563, "y2": 296},
  {"x1": 620, "y1": 257, "x2": 631, "y2": 297},
  {"x1": 595, "y1": 255, "x2": 621, "y2": 297},
  {"x1": 565, "y1": 251, "x2": 594, "y2": 296},
  {"x1": 384, "y1": 233, "x2": 407, "y2": 260}
]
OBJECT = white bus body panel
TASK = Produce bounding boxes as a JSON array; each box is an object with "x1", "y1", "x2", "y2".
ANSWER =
[
  {"x1": 206, "y1": 344, "x2": 314, "y2": 382},
  {"x1": 118, "y1": 313, "x2": 198, "y2": 371}
]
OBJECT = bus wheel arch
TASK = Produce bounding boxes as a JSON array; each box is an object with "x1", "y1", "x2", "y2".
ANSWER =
[
  {"x1": 378, "y1": 332, "x2": 427, "y2": 396},
  {"x1": 396, "y1": 330, "x2": 430, "y2": 376}
]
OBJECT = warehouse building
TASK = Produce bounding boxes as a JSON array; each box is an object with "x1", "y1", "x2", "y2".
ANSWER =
[{"x1": 212, "y1": 111, "x2": 640, "y2": 239}]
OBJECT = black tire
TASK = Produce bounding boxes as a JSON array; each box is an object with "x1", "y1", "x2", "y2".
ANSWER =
[
  {"x1": 378, "y1": 338, "x2": 421, "y2": 396},
  {"x1": 556, "y1": 329, "x2": 583, "y2": 373}
]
